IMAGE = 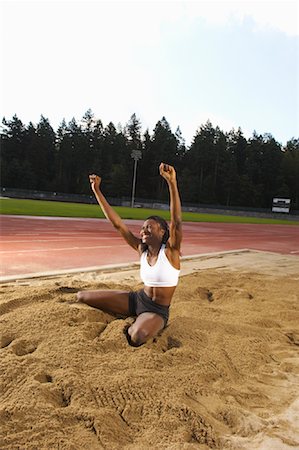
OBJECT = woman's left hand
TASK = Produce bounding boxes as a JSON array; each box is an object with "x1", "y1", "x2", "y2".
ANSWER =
[{"x1": 159, "y1": 162, "x2": 176, "y2": 183}]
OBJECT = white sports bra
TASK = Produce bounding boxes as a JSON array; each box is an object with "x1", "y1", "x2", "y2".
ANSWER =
[{"x1": 140, "y1": 244, "x2": 180, "y2": 287}]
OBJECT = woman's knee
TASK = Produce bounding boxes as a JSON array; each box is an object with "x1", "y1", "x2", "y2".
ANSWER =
[{"x1": 128, "y1": 325, "x2": 149, "y2": 346}]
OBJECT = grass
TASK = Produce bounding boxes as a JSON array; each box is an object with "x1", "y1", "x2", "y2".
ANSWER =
[{"x1": 0, "y1": 197, "x2": 298, "y2": 225}]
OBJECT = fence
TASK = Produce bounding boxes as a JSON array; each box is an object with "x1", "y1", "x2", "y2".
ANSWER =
[{"x1": 1, "y1": 187, "x2": 299, "y2": 220}]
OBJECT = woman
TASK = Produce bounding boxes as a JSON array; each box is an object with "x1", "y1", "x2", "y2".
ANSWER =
[{"x1": 77, "y1": 162, "x2": 182, "y2": 347}]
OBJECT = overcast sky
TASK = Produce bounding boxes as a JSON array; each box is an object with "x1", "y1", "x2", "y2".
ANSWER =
[{"x1": 1, "y1": 0, "x2": 298, "y2": 145}]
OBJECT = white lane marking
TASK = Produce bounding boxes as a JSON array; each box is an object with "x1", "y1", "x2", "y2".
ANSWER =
[
  {"x1": 2, "y1": 237, "x2": 122, "y2": 243},
  {"x1": 290, "y1": 250, "x2": 299, "y2": 254},
  {"x1": 14, "y1": 233, "x2": 42, "y2": 236},
  {"x1": 0, "y1": 244, "x2": 128, "y2": 254}
]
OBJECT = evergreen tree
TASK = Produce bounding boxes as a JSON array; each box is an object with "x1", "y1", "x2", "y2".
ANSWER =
[
  {"x1": 245, "y1": 132, "x2": 266, "y2": 206},
  {"x1": 282, "y1": 138, "x2": 299, "y2": 209},
  {"x1": 212, "y1": 126, "x2": 227, "y2": 203},
  {"x1": 175, "y1": 126, "x2": 186, "y2": 161},
  {"x1": 224, "y1": 128, "x2": 247, "y2": 206},
  {"x1": 34, "y1": 116, "x2": 56, "y2": 189},
  {"x1": 125, "y1": 113, "x2": 142, "y2": 149},
  {"x1": 246, "y1": 132, "x2": 283, "y2": 207},
  {"x1": 101, "y1": 122, "x2": 129, "y2": 195},
  {"x1": 55, "y1": 118, "x2": 71, "y2": 192},
  {"x1": 0, "y1": 115, "x2": 32, "y2": 188},
  {"x1": 23, "y1": 122, "x2": 39, "y2": 188},
  {"x1": 55, "y1": 117, "x2": 85, "y2": 193},
  {"x1": 78, "y1": 110, "x2": 102, "y2": 192},
  {"x1": 182, "y1": 120, "x2": 217, "y2": 204},
  {"x1": 91, "y1": 118, "x2": 105, "y2": 177},
  {"x1": 137, "y1": 129, "x2": 152, "y2": 198},
  {"x1": 147, "y1": 117, "x2": 180, "y2": 200}
]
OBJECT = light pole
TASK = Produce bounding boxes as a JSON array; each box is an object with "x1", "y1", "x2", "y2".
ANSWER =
[{"x1": 131, "y1": 149, "x2": 142, "y2": 208}]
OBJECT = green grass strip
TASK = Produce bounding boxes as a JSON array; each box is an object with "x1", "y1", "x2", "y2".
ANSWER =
[{"x1": 0, "y1": 198, "x2": 298, "y2": 225}]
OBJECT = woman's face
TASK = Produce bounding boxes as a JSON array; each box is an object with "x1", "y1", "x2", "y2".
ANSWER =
[{"x1": 140, "y1": 219, "x2": 165, "y2": 245}]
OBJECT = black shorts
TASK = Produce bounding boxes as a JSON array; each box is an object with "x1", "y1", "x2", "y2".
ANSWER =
[{"x1": 128, "y1": 289, "x2": 169, "y2": 327}]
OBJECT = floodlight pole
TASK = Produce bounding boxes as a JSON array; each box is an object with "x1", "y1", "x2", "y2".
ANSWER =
[
  {"x1": 131, "y1": 158, "x2": 138, "y2": 208},
  {"x1": 131, "y1": 150, "x2": 142, "y2": 208}
]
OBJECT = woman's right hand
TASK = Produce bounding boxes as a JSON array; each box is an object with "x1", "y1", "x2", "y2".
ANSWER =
[{"x1": 89, "y1": 174, "x2": 101, "y2": 192}]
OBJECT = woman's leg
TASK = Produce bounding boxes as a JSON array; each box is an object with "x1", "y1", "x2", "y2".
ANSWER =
[
  {"x1": 127, "y1": 312, "x2": 165, "y2": 346},
  {"x1": 77, "y1": 290, "x2": 130, "y2": 316}
]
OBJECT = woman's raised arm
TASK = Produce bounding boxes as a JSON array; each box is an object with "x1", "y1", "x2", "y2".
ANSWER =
[{"x1": 159, "y1": 163, "x2": 182, "y2": 251}]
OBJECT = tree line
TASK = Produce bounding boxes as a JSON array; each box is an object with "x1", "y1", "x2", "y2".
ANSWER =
[{"x1": 1, "y1": 110, "x2": 298, "y2": 210}]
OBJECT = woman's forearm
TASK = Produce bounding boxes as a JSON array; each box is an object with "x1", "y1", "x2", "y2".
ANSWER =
[{"x1": 93, "y1": 188, "x2": 123, "y2": 229}]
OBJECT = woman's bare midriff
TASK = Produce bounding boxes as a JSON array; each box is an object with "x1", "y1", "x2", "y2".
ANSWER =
[{"x1": 143, "y1": 285, "x2": 176, "y2": 306}]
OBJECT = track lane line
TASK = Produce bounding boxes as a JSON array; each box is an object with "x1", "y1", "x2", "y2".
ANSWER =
[
  {"x1": 2, "y1": 237, "x2": 123, "y2": 244},
  {"x1": 0, "y1": 244, "x2": 128, "y2": 254}
]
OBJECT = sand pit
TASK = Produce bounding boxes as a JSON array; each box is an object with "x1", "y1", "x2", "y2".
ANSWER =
[{"x1": 1, "y1": 250, "x2": 299, "y2": 449}]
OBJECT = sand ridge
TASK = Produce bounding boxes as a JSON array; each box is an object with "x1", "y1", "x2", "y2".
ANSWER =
[{"x1": 0, "y1": 251, "x2": 299, "y2": 449}]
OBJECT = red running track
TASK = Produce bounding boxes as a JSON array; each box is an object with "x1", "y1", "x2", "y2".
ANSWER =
[{"x1": 0, "y1": 215, "x2": 298, "y2": 280}]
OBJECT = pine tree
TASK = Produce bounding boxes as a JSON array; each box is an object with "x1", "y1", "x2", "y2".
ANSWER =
[{"x1": 282, "y1": 138, "x2": 299, "y2": 209}]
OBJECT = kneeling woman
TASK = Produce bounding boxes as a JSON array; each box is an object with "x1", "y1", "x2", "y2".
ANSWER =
[{"x1": 77, "y1": 163, "x2": 182, "y2": 347}]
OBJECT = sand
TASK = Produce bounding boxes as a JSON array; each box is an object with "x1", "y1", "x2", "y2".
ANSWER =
[{"x1": 0, "y1": 250, "x2": 299, "y2": 450}]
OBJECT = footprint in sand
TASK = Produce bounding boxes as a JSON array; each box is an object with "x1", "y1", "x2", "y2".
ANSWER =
[
  {"x1": 158, "y1": 336, "x2": 182, "y2": 352},
  {"x1": 286, "y1": 332, "x2": 299, "y2": 346},
  {"x1": 195, "y1": 287, "x2": 214, "y2": 302},
  {"x1": 34, "y1": 374, "x2": 72, "y2": 408},
  {"x1": 34, "y1": 372, "x2": 53, "y2": 383},
  {"x1": 166, "y1": 336, "x2": 182, "y2": 350},
  {"x1": 11, "y1": 339, "x2": 37, "y2": 356},
  {"x1": 0, "y1": 335, "x2": 15, "y2": 348}
]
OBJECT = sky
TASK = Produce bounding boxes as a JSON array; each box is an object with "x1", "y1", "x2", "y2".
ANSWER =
[{"x1": 1, "y1": 0, "x2": 298, "y2": 146}]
